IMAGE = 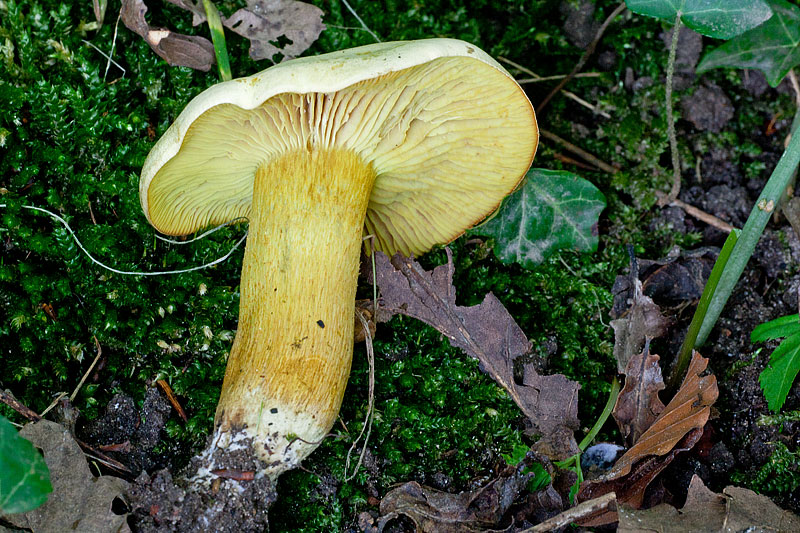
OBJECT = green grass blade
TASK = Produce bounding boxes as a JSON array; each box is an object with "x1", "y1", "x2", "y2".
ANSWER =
[
  {"x1": 670, "y1": 228, "x2": 739, "y2": 388},
  {"x1": 203, "y1": 0, "x2": 232, "y2": 82},
  {"x1": 696, "y1": 127, "x2": 800, "y2": 347}
]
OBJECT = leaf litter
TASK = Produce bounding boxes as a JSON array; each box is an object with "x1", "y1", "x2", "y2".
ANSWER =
[
  {"x1": 374, "y1": 249, "x2": 580, "y2": 460},
  {"x1": 578, "y1": 351, "x2": 719, "y2": 525},
  {"x1": 121, "y1": 0, "x2": 324, "y2": 71},
  {"x1": 618, "y1": 474, "x2": 800, "y2": 532},
  {"x1": 2, "y1": 419, "x2": 130, "y2": 533}
]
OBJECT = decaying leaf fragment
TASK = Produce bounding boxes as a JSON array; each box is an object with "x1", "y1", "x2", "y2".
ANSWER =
[
  {"x1": 375, "y1": 250, "x2": 580, "y2": 459},
  {"x1": 618, "y1": 475, "x2": 800, "y2": 532},
  {"x1": 610, "y1": 268, "x2": 671, "y2": 374},
  {"x1": 577, "y1": 351, "x2": 718, "y2": 525},
  {"x1": 121, "y1": 0, "x2": 215, "y2": 71},
  {"x1": 360, "y1": 466, "x2": 530, "y2": 533},
  {"x1": 223, "y1": 0, "x2": 325, "y2": 62},
  {"x1": 613, "y1": 344, "x2": 666, "y2": 446},
  {"x1": 3, "y1": 420, "x2": 130, "y2": 532}
]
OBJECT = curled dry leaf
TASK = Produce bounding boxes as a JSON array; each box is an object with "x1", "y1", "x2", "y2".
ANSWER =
[
  {"x1": 120, "y1": 0, "x2": 215, "y2": 71},
  {"x1": 613, "y1": 343, "x2": 666, "y2": 447},
  {"x1": 577, "y1": 351, "x2": 718, "y2": 525},
  {"x1": 375, "y1": 250, "x2": 580, "y2": 459},
  {"x1": 361, "y1": 466, "x2": 530, "y2": 533},
  {"x1": 223, "y1": 0, "x2": 326, "y2": 62},
  {"x1": 617, "y1": 475, "x2": 800, "y2": 533},
  {"x1": 3, "y1": 420, "x2": 130, "y2": 533},
  {"x1": 610, "y1": 271, "x2": 671, "y2": 374}
]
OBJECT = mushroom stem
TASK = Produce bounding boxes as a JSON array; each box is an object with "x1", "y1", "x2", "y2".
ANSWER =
[{"x1": 213, "y1": 148, "x2": 377, "y2": 479}]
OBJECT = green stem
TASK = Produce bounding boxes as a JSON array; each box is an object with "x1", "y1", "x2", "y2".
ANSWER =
[
  {"x1": 663, "y1": 13, "x2": 682, "y2": 203},
  {"x1": 696, "y1": 128, "x2": 800, "y2": 346},
  {"x1": 670, "y1": 229, "x2": 740, "y2": 389},
  {"x1": 203, "y1": 0, "x2": 232, "y2": 82},
  {"x1": 578, "y1": 376, "x2": 620, "y2": 451}
]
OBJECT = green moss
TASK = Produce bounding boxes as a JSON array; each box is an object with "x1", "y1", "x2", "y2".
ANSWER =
[
  {"x1": 0, "y1": 0, "x2": 708, "y2": 528},
  {"x1": 732, "y1": 441, "x2": 800, "y2": 495}
]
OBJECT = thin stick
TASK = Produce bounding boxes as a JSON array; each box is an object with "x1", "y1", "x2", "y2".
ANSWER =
[
  {"x1": 539, "y1": 129, "x2": 618, "y2": 174},
  {"x1": 538, "y1": 1, "x2": 627, "y2": 112},
  {"x1": 343, "y1": 310, "x2": 376, "y2": 481},
  {"x1": 497, "y1": 57, "x2": 611, "y2": 119},
  {"x1": 517, "y1": 72, "x2": 602, "y2": 84},
  {"x1": 341, "y1": 0, "x2": 381, "y2": 43},
  {"x1": 0, "y1": 389, "x2": 42, "y2": 422},
  {"x1": 70, "y1": 336, "x2": 103, "y2": 402},
  {"x1": 522, "y1": 492, "x2": 617, "y2": 532},
  {"x1": 789, "y1": 69, "x2": 800, "y2": 108},
  {"x1": 39, "y1": 392, "x2": 68, "y2": 418},
  {"x1": 659, "y1": 13, "x2": 684, "y2": 206},
  {"x1": 670, "y1": 198, "x2": 734, "y2": 233}
]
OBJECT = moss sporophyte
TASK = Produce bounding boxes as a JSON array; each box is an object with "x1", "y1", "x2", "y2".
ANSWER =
[{"x1": 139, "y1": 39, "x2": 538, "y2": 483}]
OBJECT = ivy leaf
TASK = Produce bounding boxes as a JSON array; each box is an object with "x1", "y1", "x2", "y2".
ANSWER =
[
  {"x1": 625, "y1": 0, "x2": 773, "y2": 39},
  {"x1": 753, "y1": 314, "x2": 800, "y2": 412},
  {"x1": 0, "y1": 415, "x2": 52, "y2": 515},
  {"x1": 697, "y1": 0, "x2": 800, "y2": 87},
  {"x1": 473, "y1": 169, "x2": 605, "y2": 269}
]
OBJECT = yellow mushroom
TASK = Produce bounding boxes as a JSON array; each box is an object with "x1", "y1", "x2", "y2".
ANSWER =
[{"x1": 140, "y1": 38, "x2": 538, "y2": 481}]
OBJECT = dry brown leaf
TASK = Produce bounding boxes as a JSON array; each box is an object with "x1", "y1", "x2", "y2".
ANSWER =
[
  {"x1": 613, "y1": 344, "x2": 666, "y2": 447},
  {"x1": 361, "y1": 468, "x2": 529, "y2": 533},
  {"x1": 617, "y1": 475, "x2": 800, "y2": 532},
  {"x1": 4, "y1": 420, "x2": 130, "y2": 533},
  {"x1": 617, "y1": 475, "x2": 726, "y2": 532},
  {"x1": 120, "y1": 0, "x2": 215, "y2": 71},
  {"x1": 166, "y1": 0, "x2": 207, "y2": 26},
  {"x1": 375, "y1": 250, "x2": 580, "y2": 459},
  {"x1": 610, "y1": 269, "x2": 671, "y2": 374},
  {"x1": 223, "y1": 0, "x2": 325, "y2": 62},
  {"x1": 577, "y1": 351, "x2": 718, "y2": 525}
]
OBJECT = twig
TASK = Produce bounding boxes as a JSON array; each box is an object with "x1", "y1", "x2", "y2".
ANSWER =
[
  {"x1": 344, "y1": 308, "x2": 376, "y2": 482},
  {"x1": 517, "y1": 72, "x2": 602, "y2": 84},
  {"x1": 552, "y1": 152, "x2": 601, "y2": 172},
  {"x1": 341, "y1": 0, "x2": 381, "y2": 43},
  {"x1": 498, "y1": 57, "x2": 611, "y2": 119},
  {"x1": 0, "y1": 389, "x2": 42, "y2": 422},
  {"x1": 659, "y1": 14, "x2": 684, "y2": 206},
  {"x1": 522, "y1": 492, "x2": 617, "y2": 532},
  {"x1": 539, "y1": 129, "x2": 619, "y2": 174},
  {"x1": 0, "y1": 389, "x2": 132, "y2": 475},
  {"x1": 670, "y1": 198, "x2": 734, "y2": 233},
  {"x1": 70, "y1": 335, "x2": 103, "y2": 402},
  {"x1": 789, "y1": 69, "x2": 800, "y2": 108},
  {"x1": 539, "y1": 1, "x2": 627, "y2": 112},
  {"x1": 40, "y1": 392, "x2": 68, "y2": 418}
]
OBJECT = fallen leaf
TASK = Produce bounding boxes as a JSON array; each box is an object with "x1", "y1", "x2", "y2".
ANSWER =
[
  {"x1": 223, "y1": 0, "x2": 325, "y2": 62},
  {"x1": 167, "y1": 0, "x2": 207, "y2": 26},
  {"x1": 613, "y1": 344, "x2": 666, "y2": 447},
  {"x1": 364, "y1": 466, "x2": 530, "y2": 532},
  {"x1": 376, "y1": 250, "x2": 580, "y2": 459},
  {"x1": 610, "y1": 259, "x2": 671, "y2": 373},
  {"x1": 723, "y1": 484, "x2": 800, "y2": 531},
  {"x1": 577, "y1": 352, "x2": 718, "y2": 525},
  {"x1": 617, "y1": 475, "x2": 800, "y2": 532},
  {"x1": 3, "y1": 420, "x2": 130, "y2": 532},
  {"x1": 617, "y1": 475, "x2": 726, "y2": 532},
  {"x1": 120, "y1": 0, "x2": 215, "y2": 71}
]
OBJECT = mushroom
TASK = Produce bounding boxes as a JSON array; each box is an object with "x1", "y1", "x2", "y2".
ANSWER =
[{"x1": 140, "y1": 38, "x2": 538, "y2": 481}]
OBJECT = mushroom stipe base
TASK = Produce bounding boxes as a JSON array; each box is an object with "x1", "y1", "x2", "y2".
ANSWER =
[{"x1": 211, "y1": 148, "x2": 377, "y2": 479}]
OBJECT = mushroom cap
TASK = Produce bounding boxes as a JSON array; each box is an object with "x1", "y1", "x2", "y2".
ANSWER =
[{"x1": 141, "y1": 38, "x2": 538, "y2": 256}]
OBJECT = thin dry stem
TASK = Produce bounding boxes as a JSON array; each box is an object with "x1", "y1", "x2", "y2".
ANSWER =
[{"x1": 538, "y1": 1, "x2": 627, "y2": 112}]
